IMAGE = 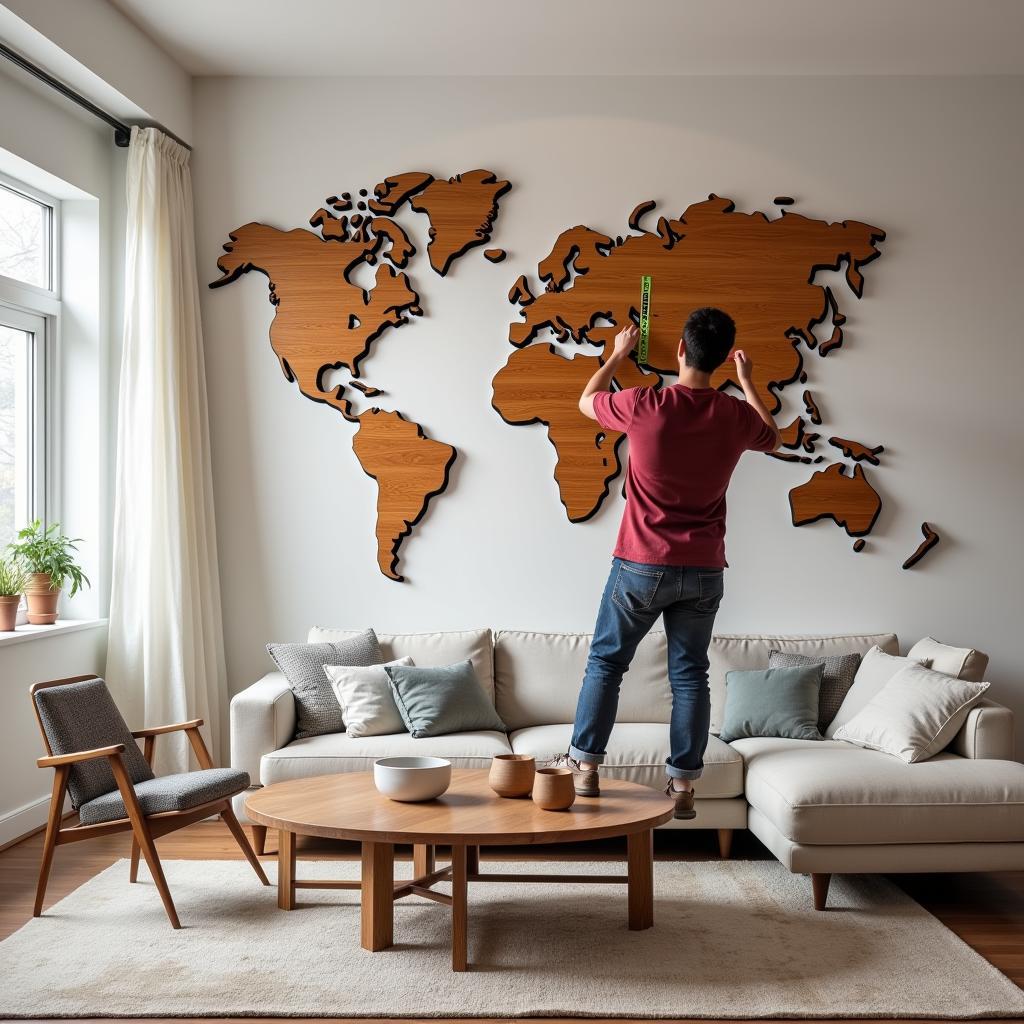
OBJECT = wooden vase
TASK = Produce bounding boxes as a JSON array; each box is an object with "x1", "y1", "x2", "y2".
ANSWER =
[
  {"x1": 0, "y1": 594, "x2": 20, "y2": 632},
  {"x1": 24, "y1": 573, "x2": 59, "y2": 625},
  {"x1": 488, "y1": 754, "x2": 535, "y2": 798},
  {"x1": 532, "y1": 767, "x2": 576, "y2": 811}
]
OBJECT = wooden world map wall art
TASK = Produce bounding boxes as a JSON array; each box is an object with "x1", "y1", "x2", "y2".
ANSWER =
[
  {"x1": 210, "y1": 168, "x2": 510, "y2": 581},
  {"x1": 491, "y1": 194, "x2": 942, "y2": 568}
]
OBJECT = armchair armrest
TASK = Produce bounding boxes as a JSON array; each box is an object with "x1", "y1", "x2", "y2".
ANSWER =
[
  {"x1": 229, "y1": 672, "x2": 295, "y2": 783},
  {"x1": 132, "y1": 718, "x2": 204, "y2": 738},
  {"x1": 38, "y1": 743, "x2": 126, "y2": 769},
  {"x1": 949, "y1": 699, "x2": 1014, "y2": 760}
]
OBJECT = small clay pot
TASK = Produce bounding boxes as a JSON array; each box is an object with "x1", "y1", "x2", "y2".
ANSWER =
[
  {"x1": 488, "y1": 754, "x2": 535, "y2": 798},
  {"x1": 0, "y1": 594, "x2": 20, "y2": 631},
  {"x1": 532, "y1": 767, "x2": 576, "y2": 811},
  {"x1": 24, "y1": 573, "x2": 59, "y2": 625}
]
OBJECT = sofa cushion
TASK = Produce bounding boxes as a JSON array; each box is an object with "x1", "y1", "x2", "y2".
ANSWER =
[
  {"x1": 260, "y1": 730, "x2": 512, "y2": 785},
  {"x1": 308, "y1": 628, "x2": 495, "y2": 700},
  {"x1": 907, "y1": 636, "x2": 990, "y2": 682},
  {"x1": 719, "y1": 665, "x2": 825, "y2": 743},
  {"x1": 825, "y1": 646, "x2": 925, "y2": 738},
  {"x1": 494, "y1": 630, "x2": 672, "y2": 730},
  {"x1": 767, "y1": 649, "x2": 861, "y2": 730},
  {"x1": 731, "y1": 736, "x2": 1024, "y2": 845},
  {"x1": 387, "y1": 661, "x2": 507, "y2": 737},
  {"x1": 709, "y1": 633, "x2": 898, "y2": 735},
  {"x1": 509, "y1": 724, "x2": 744, "y2": 798}
]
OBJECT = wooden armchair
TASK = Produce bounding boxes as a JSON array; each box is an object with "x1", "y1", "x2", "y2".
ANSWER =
[{"x1": 30, "y1": 674, "x2": 269, "y2": 928}]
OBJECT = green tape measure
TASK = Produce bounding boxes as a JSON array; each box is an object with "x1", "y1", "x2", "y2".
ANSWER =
[{"x1": 638, "y1": 275, "x2": 652, "y2": 365}]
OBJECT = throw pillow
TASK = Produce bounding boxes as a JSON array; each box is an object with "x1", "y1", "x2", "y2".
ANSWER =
[
  {"x1": 768, "y1": 649, "x2": 861, "y2": 731},
  {"x1": 907, "y1": 636, "x2": 989, "y2": 682},
  {"x1": 324, "y1": 657, "x2": 413, "y2": 738},
  {"x1": 825, "y1": 646, "x2": 930, "y2": 739},
  {"x1": 268, "y1": 628, "x2": 382, "y2": 739},
  {"x1": 718, "y1": 664, "x2": 825, "y2": 743},
  {"x1": 833, "y1": 661, "x2": 990, "y2": 762},
  {"x1": 386, "y1": 660, "x2": 507, "y2": 739}
]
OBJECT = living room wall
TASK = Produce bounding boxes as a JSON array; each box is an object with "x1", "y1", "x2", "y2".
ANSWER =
[{"x1": 191, "y1": 75, "x2": 1024, "y2": 746}]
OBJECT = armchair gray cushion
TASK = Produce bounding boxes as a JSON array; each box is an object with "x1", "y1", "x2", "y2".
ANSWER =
[
  {"x1": 33, "y1": 677, "x2": 155, "y2": 808},
  {"x1": 77, "y1": 767, "x2": 250, "y2": 825}
]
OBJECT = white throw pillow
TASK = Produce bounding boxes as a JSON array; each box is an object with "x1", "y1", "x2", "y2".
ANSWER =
[
  {"x1": 825, "y1": 646, "x2": 930, "y2": 738},
  {"x1": 907, "y1": 636, "x2": 989, "y2": 682},
  {"x1": 324, "y1": 656, "x2": 413, "y2": 738},
  {"x1": 833, "y1": 662, "x2": 990, "y2": 763}
]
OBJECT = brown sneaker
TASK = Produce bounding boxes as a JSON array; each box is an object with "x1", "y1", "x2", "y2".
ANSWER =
[
  {"x1": 546, "y1": 754, "x2": 600, "y2": 796},
  {"x1": 665, "y1": 780, "x2": 697, "y2": 820}
]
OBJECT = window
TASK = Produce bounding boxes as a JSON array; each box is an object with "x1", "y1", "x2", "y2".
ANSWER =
[{"x1": 0, "y1": 173, "x2": 57, "y2": 553}]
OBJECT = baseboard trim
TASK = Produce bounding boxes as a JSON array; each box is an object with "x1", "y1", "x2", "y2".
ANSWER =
[{"x1": 0, "y1": 794, "x2": 71, "y2": 851}]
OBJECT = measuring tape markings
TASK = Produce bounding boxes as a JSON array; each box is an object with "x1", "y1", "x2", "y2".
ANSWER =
[{"x1": 638, "y1": 274, "x2": 652, "y2": 366}]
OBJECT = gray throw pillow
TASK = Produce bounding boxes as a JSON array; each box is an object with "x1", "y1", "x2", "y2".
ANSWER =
[
  {"x1": 386, "y1": 660, "x2": 506, "y2": 738},
  {"x1": 719, "y1": 664, "x2": 825, "y2": 743},
  {"x1": 768, "y1": 649, "x2": 862, "y2": 730},
  {"x1": 268, "y1": 628, "x2": 382, "y2": 739}
]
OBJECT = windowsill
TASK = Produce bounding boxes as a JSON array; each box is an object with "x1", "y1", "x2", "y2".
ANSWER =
[{"x1": 0, "y1": 618, "x2": 107, "y2": 649}]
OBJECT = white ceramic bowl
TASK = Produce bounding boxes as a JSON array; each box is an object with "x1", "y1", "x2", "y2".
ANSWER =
[{"x1": 373, "y1": 756, "x2": 452, "y2": 802}]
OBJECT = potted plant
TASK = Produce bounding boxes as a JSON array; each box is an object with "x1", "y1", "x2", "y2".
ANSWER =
[
  {"x1": 0, "y1": 557, "x2": 28, "y2": 631},
  {"x1": 8, "y1": 520, "x2": 90, "y2": 625}
]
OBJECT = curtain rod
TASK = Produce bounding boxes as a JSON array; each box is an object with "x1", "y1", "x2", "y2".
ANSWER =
[{"x1": 0, "y1": 40, "x2": 192, "y2": 152}]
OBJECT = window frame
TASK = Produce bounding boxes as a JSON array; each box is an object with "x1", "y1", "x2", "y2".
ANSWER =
[{"x1": 0, "y1": 172, "x2": 61, "y2": 595}]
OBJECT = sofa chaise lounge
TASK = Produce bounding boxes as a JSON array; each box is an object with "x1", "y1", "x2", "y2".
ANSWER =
[{"x1": 230, "y1": 628, "x2": 1024, "y2": 908}]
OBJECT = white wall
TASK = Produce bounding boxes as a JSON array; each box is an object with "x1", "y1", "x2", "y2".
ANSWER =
[{"x1": 192, "y1": 76, "x2": 1024, "y2": 746}]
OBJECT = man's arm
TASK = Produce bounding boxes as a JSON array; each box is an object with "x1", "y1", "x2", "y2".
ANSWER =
[
  {"x1": 578, "y1": 324, "x2": 637, "y2": 420},
  {"x1": 733, "y1": 349, "x2": 781, "y2": 450}
]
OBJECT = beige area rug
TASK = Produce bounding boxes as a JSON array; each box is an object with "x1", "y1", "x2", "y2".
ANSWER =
[{"x1": 1, "y1": 858, "x2": 1022, "y2": 1019}]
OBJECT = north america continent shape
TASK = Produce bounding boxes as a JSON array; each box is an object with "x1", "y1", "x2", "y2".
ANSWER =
[{"x1": 491, "y1": 194, "x2": 885, "y2": 525}]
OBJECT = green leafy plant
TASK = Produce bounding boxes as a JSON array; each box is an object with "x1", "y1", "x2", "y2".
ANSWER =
[
  {"x1": 8, "y1": 520, "x2": 91, "y2": 597},
  {"x1": 0, "y1": 557, "x2": 28, "y2": 597}
]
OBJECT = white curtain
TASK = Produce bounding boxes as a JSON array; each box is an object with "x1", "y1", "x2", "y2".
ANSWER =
[{"x1": 106, "y1": 127, "x2": 228, "y2": 775}]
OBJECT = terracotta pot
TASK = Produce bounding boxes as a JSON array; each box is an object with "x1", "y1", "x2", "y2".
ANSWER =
[
  {"x1": 488, "y1": 754, "x2": 535, "y2": 798},
  {"x1": 0, "y1": 594, "x2": 20, "y2": 631},
  {"x1": 531, "y1": 767, "x2": 576, "y2": 811},
  {"x1": 24, "y1": 573, "x2": 60, "y2": 625}
]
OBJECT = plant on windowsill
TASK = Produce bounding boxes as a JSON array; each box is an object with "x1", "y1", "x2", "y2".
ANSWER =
[
  {"x1": 8, "y1": 521, "x2": 90, "y2": 625},
  {"x1": 0, "y1": 558, "x2": 28, "y2": 632}
]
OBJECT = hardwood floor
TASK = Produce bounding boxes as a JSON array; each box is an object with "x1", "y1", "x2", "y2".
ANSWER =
[{"x1": 2, "y1": 820, "x2": 1023, "y2": 1024}]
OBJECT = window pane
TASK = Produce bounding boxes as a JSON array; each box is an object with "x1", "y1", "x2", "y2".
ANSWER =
[
  {"x1": 0, "y1": 325, "x2": 31, "y2": 550},
  {"x1": 0, "y1": 185, "x2": 49, "y2": 289}
]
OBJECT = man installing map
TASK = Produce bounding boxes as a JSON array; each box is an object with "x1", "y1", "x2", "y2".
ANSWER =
[{"x1": 550, "y1": 309, "x2": 780, "y2": 819}]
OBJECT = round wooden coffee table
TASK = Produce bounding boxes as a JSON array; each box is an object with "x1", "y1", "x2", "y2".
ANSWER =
[{"x1": 246, "y1": 768, "x2": 674, "y2": 971}]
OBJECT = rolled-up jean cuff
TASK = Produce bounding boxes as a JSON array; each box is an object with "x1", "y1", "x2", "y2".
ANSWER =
[
  {"x1": 665, "y1": 764, "x2": 703, "y2": 781},
  {"x1": 569, "y1": 744, "x2": 605, "y2": 765}
]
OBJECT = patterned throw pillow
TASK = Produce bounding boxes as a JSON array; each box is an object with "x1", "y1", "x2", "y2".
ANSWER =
[
  {"x1": 768, "y1": 649, "x2": 862, "y2": 731},
  {"x1": 268, "y1": 628, "x2": 382, "y2": 739}
]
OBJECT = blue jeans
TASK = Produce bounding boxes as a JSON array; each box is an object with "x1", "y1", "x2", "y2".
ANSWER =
[{"x1": 569, "y1": 558, "x2": 724, "y2": 781}]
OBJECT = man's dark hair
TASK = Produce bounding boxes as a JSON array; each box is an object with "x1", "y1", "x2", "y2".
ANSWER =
[{"x1": 682, "y1": 307, "x2": 735, "y2": 372}]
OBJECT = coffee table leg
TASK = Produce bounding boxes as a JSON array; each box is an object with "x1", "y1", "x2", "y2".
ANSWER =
[
  {"x1": 627, "y1": 829, "x2": 654, "y2": 930},
  {"x1": 278, "y1": 829, "x2": 296, "y2": 910},
  {"x1": 413, "y1": 843, "x2": 434, "y2": 878},
  {"x1": 451, "y1": 844, "x2": 468, "y2": 971},
  {"x1": 361, "y1": 841, "x2": 395, "y2": 951}
]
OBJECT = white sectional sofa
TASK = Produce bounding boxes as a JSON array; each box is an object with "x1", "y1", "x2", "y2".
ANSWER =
[{"x1": 230, "y1": 627, "x2": 1024, "y2": 908}]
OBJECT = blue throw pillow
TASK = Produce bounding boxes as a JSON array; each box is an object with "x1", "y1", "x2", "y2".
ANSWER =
[
  {"x1": 718, "y1": 664, "x2": 825, "y2": 743},
  {"x1": 386, "y1": 660, "x2": 506, "y2": 738}
]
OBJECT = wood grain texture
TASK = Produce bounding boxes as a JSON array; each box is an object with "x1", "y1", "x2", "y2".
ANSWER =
[
  {"x1": 483, "y1": 248, "x2": 507, "y2": 264},
  {"x1": 829, "y1": 435, "x2": 884, "y2": 465},
  {"x1": 360, "y1": 841, "x2": 395, "y2": 951},
  {"x1": 902, "y1": 522, "x2": 941, "y2": 569},
  {"x1": 350, "y1": 409, "x2": 457, "y2": 582},
  {"x1": 802, "y1": 389, "x2": 823, "y2": 425},
  {"x1": 853, "y1": 538, "x2": 867, "y2": 553},
  {"x1": 789, "y1": 463, "x2": 882, "y2": 537},
  {"x1": 246, "y1": 770, "x2": 674, "y2": 847},
  {"x1": 451, "y1": 844, "x2": 468, "y2": 971},
  {"x1": 491, "y1": 345, "x2": 627, "y2": 522},
  {"x1": 626, "y1": 829, "x2": 654, "y2": 930},
  {"x1": 409, "y1": 170, "x2": 512, "y2": 276}
]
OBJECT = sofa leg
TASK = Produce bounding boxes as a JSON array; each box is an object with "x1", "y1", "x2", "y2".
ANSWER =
[
  {"x1": 251, "y1": 824, "x2": 267, "y2": 857},
  {"x1": 716, "y1": 828, "x2": 733, "y2": 860},
  {"x1": 811, "y1": 872, "x2": 831, "y2": 911}
]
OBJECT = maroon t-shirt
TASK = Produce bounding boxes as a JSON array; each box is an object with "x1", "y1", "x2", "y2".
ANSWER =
[{"x1": 593, "y1": 384, "x2": 776, "y2": 567}]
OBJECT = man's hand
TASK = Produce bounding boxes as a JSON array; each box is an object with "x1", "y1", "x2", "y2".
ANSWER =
[
  {"x1": 733, "y1": 348, "x2": 754, "y2": 385},
  {"x1": 611, "y1": 323, "x2": 638, "y2": 361}
]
